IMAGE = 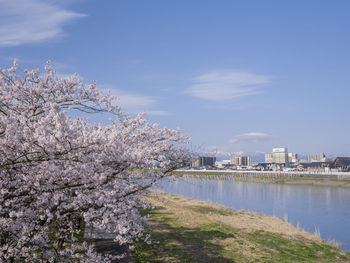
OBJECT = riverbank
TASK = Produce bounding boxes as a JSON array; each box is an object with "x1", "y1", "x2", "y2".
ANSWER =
[
  {"x1": 279, "y1": 178, "x2": 350, "y2": 187},
  {"x1": 174, "y1": 172, "x2": 350, "y2": 188},
  {"x1": 132, "y1": 192, "x2": 350, "y2": 262}
]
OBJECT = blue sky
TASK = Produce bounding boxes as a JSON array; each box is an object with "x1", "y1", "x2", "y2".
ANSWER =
[{"x1": 1, "y1": 0, "x2": 350, "y2": 157}]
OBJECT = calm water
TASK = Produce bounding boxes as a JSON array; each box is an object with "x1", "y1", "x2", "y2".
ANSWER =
[{"x1": 156, "y1": 177, "x2": 350, "y2": 252}]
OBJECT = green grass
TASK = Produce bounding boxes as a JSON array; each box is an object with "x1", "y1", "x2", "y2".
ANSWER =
[
  {"x1": 131, "y1": 194, "x2": 350, "y2": 263},
  {"x1": 132, "y1": 210, "x2": 235, "y2": 263},
  {"x1": 192, "y1": 205, "x2": 232, "y2": 216},
  {"x1": 173, "y1": 171, "x2": 350, "y2": 186},
  {"x1": 247, "y1": 230, "x2": 347, "y2": 262}
]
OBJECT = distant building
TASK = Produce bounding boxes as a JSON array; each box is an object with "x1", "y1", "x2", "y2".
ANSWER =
[
  {"x1": 215, "y1": 160, "x2": 231, "y2": 168},
  {"x1": 288, "y1": 153, "x2": 298, "y2": 163},
  {"x1": 231, "y1": 156, "x2": 251, "y2": 166},
  {"x1": 265, "y1": 148, "x2": 289, "y2": 164},
  {"x1": 265, "y1": 153, "x2": 274, "y2": 163},
  {"x1": 307, "y1": 153, "x2": 326, "y2": 163},
  {"x1": 192, "y1": 156, "x2": 216, "y2": 167},
  {"x1": 255, "y1": 163, "x2": 269, "y2": 170},
  {"x1": 273, "y1": 152, "x2": 289, "y2": 164},
  {"x1": 297, "y1": 161, "x2": 331, "y2": 171},
  {"x1": 273, "y1": 148, "x2": 288, "y2": 153},
  {"x1": 332, "y1": 157, "x2": 350, "y2": 172}
]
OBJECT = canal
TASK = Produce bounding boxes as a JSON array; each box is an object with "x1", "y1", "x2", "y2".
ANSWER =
[{"x1": 156, "y1": 177, "x2": 350, "y2": 252}]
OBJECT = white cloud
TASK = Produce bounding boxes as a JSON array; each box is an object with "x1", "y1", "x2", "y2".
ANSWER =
[
  {"x1": 229, "y1": 132, "x2": 271, "y2": 144},
  {"x1": 0, "y1": 0, "x2": 85, "y2": 47},
  {"x1": 101, "y1": 87, "x2": 169, "y2": 116},
  {"x1": 187, "y1": 70, "x2": 270, "y2": 101},
  {"x1": 115, "y1": 91, "x2": 156, "y2": 109}
]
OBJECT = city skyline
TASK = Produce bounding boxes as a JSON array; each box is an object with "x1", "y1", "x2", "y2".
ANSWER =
[
  {"x1": 201, "y1": 149, "x2": 337, "y2": 163},
  {"x1": 1, "y1": 0, "x2": 350, "y2": 155}
]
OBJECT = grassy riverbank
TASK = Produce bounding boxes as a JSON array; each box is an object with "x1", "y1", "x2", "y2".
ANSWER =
[
  {"x1": 132, "y1": 193, "x2": 350, "y2": 263},
  {"x1": 173, "y1": 172, "x2": 350, "y2": 188}
]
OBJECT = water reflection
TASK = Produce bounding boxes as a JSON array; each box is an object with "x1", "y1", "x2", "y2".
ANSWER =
[{"x1": 156, "y1": 177, "x2": 350, "y2": 252}]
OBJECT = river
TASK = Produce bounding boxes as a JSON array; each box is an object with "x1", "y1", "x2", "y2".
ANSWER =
[{"x1": 156, "y1": 177, "x2": 350, "y2": 252}]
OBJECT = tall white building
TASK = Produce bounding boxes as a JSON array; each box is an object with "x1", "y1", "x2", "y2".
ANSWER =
[
  {"x1": 265, "y1": 148, "x2": 289, "y2": 164},
  {"x1": 273, "y1": 148, "x2": 288, "y2": 153}
]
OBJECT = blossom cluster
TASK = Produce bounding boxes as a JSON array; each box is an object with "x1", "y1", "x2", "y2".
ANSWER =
[{"x1": 0, "y1": 61, "x2": 189, "y2": 262}]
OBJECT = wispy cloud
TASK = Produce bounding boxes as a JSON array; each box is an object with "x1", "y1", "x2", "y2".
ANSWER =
[
  {"x1": 145, "y1": 110, "x2": 169, "y2": 116},
  {"x1": 0, "y1": 0, "x2": 85, "y2": 47},
  {"x1": 187, "y1": 70, "x2": 270, "y2": 101},
  {"x1": 114, "y1": 90, "x2": 156, "y2": 109},
  {"x1": 101, "y1": 86, "x2": 169, "y2": 116},
  {"x1": 229, "y1": 132, "x2": 271, "y2": 144}
]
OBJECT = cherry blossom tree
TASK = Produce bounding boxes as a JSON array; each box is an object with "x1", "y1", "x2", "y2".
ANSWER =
[{"x1": 0, "y1": 60, "x2": 189, "y2": 262}]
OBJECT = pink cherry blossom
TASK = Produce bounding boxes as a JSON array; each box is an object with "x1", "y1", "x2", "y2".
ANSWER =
[{"x1": 0, "y1": 60, "x2": 190, "y2": 262}]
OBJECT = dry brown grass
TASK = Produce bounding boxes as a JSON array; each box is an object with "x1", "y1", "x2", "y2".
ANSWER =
[
  {"x1": 131, "y1": 192, "x2": 350, "y2": 263},
  {"x1": 150, "y1": 192, "x2": 320, "y2": 241}
]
